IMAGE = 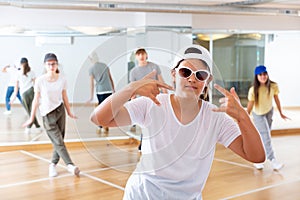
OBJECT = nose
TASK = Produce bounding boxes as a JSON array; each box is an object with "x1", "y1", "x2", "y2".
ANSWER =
[{"x1": 188, "y1": 73, "x2": 197, "y2": 82}]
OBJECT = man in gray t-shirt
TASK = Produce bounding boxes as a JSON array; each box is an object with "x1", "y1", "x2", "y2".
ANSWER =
[
  {"x1": 88, "y1": 53, "x2": 114, "y2": 133},
  {"x1": 129, "y1": 48, "x2": 167, "y2": 150},
  {"x1": 129, "y1": 48, "x2": 167, "y2": 95}
]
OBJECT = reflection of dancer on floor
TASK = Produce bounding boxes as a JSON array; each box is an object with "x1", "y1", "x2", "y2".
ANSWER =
[
  {"x1": 23, "y1": 53, "x2": 80, "y2": 177},
  {"x1": 91, "y1": 45, "x2": 265, "y2": 200},
  {"x1": 2, "y1": 64, "x2": 22, "y2": 115},
  {"x1": 129, "y1": 48, "x2": 167, "y2": 151},
  {"x1": 87, "y1": 52, "x2": 115, "y2": 133},
  {"x1": 247, "y1": 65, "x2": 289, "y2": 171},
  {"x1": 10, "y1": 58, "x2": 42, "y2": 134}
]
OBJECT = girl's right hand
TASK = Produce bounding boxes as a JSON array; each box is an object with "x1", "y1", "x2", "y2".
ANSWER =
[
  {"x1": 130, "y1": 71, "x2": 173, "y2": 105},
  {"x1": 22, "y1": 118, "x2": 33, "y2": 128}
]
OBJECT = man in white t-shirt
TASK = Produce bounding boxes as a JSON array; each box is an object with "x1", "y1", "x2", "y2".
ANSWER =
[{"x1": 91, "y1": 44, "x2": 265, "y2": 200}]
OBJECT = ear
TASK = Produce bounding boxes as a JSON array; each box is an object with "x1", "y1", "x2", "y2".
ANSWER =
[{"x1": 171, "y1": 69, "x2": 176, "y2": 82}]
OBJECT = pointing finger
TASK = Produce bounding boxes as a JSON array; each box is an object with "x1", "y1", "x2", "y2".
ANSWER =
[
  {"x1": 156, "y1": 82, "x2": 174, "y2": 91},
  {"x1": 214, "y1": 84, "x2": 230, "y2": 96},
  {"x1": 230, "y1": 87, "x2": 240, "y2": 101}
]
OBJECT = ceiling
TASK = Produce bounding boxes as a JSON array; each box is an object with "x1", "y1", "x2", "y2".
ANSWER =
[{"x1": 0, "y1": 0, "x2": 300, "y2": 36}]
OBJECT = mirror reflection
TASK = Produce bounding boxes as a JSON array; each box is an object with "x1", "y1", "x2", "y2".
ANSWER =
[{"x1": 1, "y1": 28, "x2": 300, "y2": 145}]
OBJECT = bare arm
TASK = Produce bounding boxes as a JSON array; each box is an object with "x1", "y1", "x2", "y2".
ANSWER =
[
  {"x1": 213, "y1": 84, "x2": 265, "y2": 163},
  {"x1": 90, "y1": 71, "x2": 173, "y2": 127},
  {"x1": 10, "y1": 81, "x2": 20, "y2": 104},
  {"x1": 108, "y1": 69, "x2": 115, "y2": 92},
  {"x1": 246, "y1": 100, "x2": 254, "y2": 115},
  {"x1": 2, "y1": 65, "x2": 10, "y2": 72},
  {"x1": 62, "y1": 89, "x2": 77, "y2": 119},
  {"x1": 274, "y1": 95, "x2": 290, "y2": 120},
  {"x1": 87, "y1": 75, "x2": 94, "y2": 102}
]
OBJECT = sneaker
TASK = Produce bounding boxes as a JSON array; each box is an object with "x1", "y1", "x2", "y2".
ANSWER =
[
  {"x1": 49, "y1": 163, "x2": 58, "y2": 177},
  {"x1": 36, "y1": 127, "x2": 43, "y2": 133},
  {"x1": 3, "y1": 110, "x2": 11, "y2": 115},
  {"x1": 271, "y1": 159, "x2": 284, "y2": 171},
  {"x1": 24, "y1": 127, "x2": 31, "y2": 134},
  {"x1": 253, "y1": 163, "x2": 264, "y2": 170},
  {"x1": 130, "y1": 125, "x2": 136, "y2": 132},
  {"x1": 102, "y1": 127, "x2": 109, "y2": 133},
  {"x1": 67, "y1": 164, "x2": 80, "y2": 176}
]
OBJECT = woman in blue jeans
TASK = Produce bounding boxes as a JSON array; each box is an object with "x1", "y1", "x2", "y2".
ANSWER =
[
  {"x1": 247, "y1": 65, "x2": 290, "y2": 171},
  {"x1": 2, "y1": 64, "x2": 22, "y2": 114}
]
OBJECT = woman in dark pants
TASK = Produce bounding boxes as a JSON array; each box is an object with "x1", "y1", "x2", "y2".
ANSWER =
[{"x1": 23, "y1": 53, "x2": 80, "y2": 177}]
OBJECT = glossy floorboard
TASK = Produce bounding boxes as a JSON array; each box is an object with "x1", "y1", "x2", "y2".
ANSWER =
[
  {"x1": 1, "y1": 133, "x2": 300, "y2": 200},
  {"x1": 1, "y1": 106, "x2": 300, "y2": 199}
]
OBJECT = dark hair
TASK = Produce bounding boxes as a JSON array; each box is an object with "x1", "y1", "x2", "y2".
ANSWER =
[
  {"x1": 44, "y1": 53, "x2": 58, "y2": 63},
  {"x1": 172, "y1": 59, "x2": 210, "y2": 101},
  {"x1": 135, "y1": 48, "x2": 147, "y2": 55},
  {"x1": 44, "y1": 53, "x2": 59, "y2": 73},
  {"x1": 253, "y1": 73, "x2": 275, "y2": 105},
  {"x1": 20, "y1": 57, "x2": 31, "y2": 76}
]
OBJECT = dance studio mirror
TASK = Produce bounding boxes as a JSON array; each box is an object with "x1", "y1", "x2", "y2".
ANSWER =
[
  {"x1": 1, "y1": 27, "x2": 299, "y2": 146},
  {"x1": 0, "y1": 27, "x2": 193, "y2": 145}
]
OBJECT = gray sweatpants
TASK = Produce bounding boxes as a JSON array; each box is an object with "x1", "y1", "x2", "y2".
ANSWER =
[
  {"x1": 252, "y1": 108, "x2": 275, "y2": 161},
  {"x1": 43, "y1": 103, "x2": 73, "y2": 165}
]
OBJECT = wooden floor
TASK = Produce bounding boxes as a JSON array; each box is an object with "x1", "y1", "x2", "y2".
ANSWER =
[{"x1": 1, "y1": 106, "x2": 300, "y2": 200}]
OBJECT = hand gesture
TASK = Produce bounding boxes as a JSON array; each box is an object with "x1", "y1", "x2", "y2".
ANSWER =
[
  {"x1": 212, "y1": 84, "x2": 244, "y2": 121},
  {"x1": 131, "y1": 71, "x2": 173, "y2": 105}
]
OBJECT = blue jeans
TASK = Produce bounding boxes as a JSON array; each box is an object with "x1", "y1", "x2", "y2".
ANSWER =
[
  {"x1": 5, "y1": 86, "x2": 22, "y2": 111},
  {"x1": 252, "y1": 108, "x2": 275, "y2": 161}
]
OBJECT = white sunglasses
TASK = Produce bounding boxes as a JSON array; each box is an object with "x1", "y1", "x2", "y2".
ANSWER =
[{"x1": 176, "y1": 66, "x2": 210, "y2": 82}]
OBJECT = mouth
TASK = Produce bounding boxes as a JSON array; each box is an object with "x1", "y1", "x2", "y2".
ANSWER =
[{"x1": 185, "y1": 85, "x2": 198, "y2": 90}]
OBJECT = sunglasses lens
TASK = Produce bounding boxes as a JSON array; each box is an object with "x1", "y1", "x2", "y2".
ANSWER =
[
  {"x1": 196, "y1": 71, "x2": 209, "y2": 81},
  {"x1": 178, "y1": 68, "x2": 192, "y2": 78}
]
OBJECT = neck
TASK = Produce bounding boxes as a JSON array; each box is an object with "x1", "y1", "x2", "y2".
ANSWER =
[
  {"x1": 139, "y1": 61, "x2": 147, "y2": 66},
  {"x1": 173, "y1": 94, "x2": 200, "y2": 110}
]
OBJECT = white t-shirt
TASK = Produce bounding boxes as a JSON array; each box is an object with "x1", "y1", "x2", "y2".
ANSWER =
[
  {"x1": 7, "y1": 67, "x2": 20, "y2": 86},
  {"x1": 124, "y1": 94, "x2": 240, "y2": 199},
  {"x1": 17, "y1": 70, "x2": 35, "y2": 95},
  {"x1": 34, "y1": 74, "x2": 67, "y2": 116}
]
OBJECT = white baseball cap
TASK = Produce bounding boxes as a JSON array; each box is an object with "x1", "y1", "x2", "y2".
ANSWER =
[{"x1": 173, "y1": 44, "x2": 213, "y2": 71}]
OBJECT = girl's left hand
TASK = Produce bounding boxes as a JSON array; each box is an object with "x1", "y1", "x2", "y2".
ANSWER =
[
  {"x1": 68, "y1": 113, "x2": 78, "y2": 119},
  {"x1": 280, "y1": 113, "x2": 291, "y2": 121},
  {"x1": 212, "y1": 84, "x2": 245, "y2": 121}
]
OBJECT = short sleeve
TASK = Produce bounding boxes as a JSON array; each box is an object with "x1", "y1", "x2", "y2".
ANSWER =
[
  {"x1": 62, "y1": 76, "x2": 67, "y2": 90},
  {"x1": 34, "y1": 77, "x2": 41, "y2": 93},
  {"x1": 124, "y1": 97, "x2": 150, "y2": 126},
  {"x1": 248, "y1": 86, "x2": 254, "y2": 101},
  {"x1": 273, "y1": 83, "x2": 279, "y2": 95},
  {"x1": 218, "y1": 115, "x2": 241, "y2": 147},
  {"x1": 129, "y1": 69, "x2": 136, "y2": 82},
  {"x1": 153, "y1": 64, "x2": 162, "y2": 75}
]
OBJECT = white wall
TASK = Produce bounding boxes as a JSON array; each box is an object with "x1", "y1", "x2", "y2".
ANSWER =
[
  {"x1": 0, "y1": 36, "x2": 110, "y2": 105},
  {"x1": 265, "y1": 32, "x2": 300, "y2": 107},
  {"x1": 0, "y1": 30, "x2": 192, "y2": 106}
]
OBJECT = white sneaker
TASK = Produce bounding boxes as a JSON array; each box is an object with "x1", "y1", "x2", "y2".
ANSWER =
[
  {"x1": 3, "y1": 110, "x2": 11, "y2": 115},
  {"x1": 36, "y1": 127, "x2": 43, "y2": 133},
  {"x1": 253, "y1": 163, "x2": 264, "y2": 170},
  {"x1": 24, "y1": 127, "x2": 31, "y2": 134},
  {"x1": 67, "y1": 164, "x2": 80, "y2": 176},
  {"x1": 49, "y1": 163, "x2": 58, "y2": 177},
  {"x1": 271, "y1": 159, "x2": 284, "y2": 171}
]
